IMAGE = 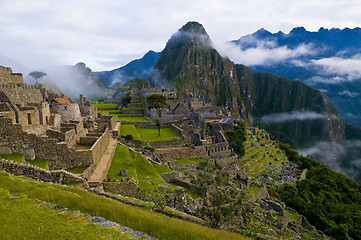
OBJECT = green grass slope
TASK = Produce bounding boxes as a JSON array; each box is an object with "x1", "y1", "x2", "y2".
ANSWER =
[
  {"x1": 0, "y1": 188, "x2": 126, "y2": 240},
  {"x1": 0, "y1": 171, "x2": 248, "y2": 240}
]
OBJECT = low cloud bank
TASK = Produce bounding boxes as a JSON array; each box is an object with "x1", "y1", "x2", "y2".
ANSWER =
[
  {"x1": 259, "y1": 111, "x2": 331, "y2": 124},
  {"x1": 216, "y1": 40, "x2": 315, "y2": 66}
]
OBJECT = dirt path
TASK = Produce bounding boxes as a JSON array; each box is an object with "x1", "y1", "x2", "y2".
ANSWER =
[{"x1": 88, "y1": 122, "x2": 120, "y2": 183}]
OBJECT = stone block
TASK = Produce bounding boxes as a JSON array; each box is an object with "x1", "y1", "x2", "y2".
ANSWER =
[
  {"x1": 24, "y1": 148, "x2": 35, "y2": 160},
  {"x1": 0, "y1": 147, "x2": 12, "y2": 154},
  {"x1": 119, "y1": 169, "x2": 127, "y2": 176}
]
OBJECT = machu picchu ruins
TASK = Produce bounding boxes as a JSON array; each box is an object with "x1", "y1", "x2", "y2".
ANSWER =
[{"x1": 0, "y1": 64, "x2": 331, "y2": 239}]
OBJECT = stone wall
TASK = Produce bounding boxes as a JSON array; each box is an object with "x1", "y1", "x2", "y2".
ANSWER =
[
  {"x1": 95, "y1": 116, "x2": 116, "y2": 132},
  {"x1": 0, "y1": 117, "x2": 100, "y2": 170},
  {"x1": 143, "y1": 139, "x2": 184, "y2": 148},
  {"x1": 0, "y1": 158, "x2": 84, "y2": 183},
  {"x1": 0, "y1": 84, "x2": 43, "y2": 104},
  {"x1": 18, "y1": 108, "x2": 40, "y2": 126},
  {"x1": 0, "y1": 66, "x2": 23, "y2": 84},
  {"x1": 79, "y1": 136, "x2": 98, "y2": 146},
  {"x1": 51, "y1": 103, "x2": 82, "y2": 122},
  {"x1": 102, "y1": 182, "x2": 141, "y2": 198},
  {"x1": 49, "y1": 114, "x2": 61, "y2": 128},
  {"x1": 46, "y1": 129, "x2": 77, "y2": 147},
  {"x1": 90, "y1": 128, "x2": 110, "y2": 165}
]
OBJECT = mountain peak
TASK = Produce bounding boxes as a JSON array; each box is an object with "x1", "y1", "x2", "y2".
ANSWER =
[
  {"x1": 169, "y1": 21, "x2": 212, "y2": 47},
  {"x1": 179, "y1": 21, "x2": 207, "y2": 35},
  {"x1": 290, "y1": 26, "x2": 307, "y2": 34}
]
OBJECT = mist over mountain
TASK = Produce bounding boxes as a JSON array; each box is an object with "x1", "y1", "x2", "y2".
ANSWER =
[
  {"x1": 94, "y1": 50, "x2": 160, "y2": 87},
  {"x1": 228, "y1": 27, "x2": 361, "y2": 128},
  {"x1": 40, "y1": 62, "x2": 107, "y2": 100}
]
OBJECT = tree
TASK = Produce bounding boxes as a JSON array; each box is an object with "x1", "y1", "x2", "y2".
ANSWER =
[
  {"x1": 121, "y1": 91, "x2": 132, "y2": 107},
  {"x1": 154, "y1": 118, "x2": 161, "y2": 136},
  {"x1": 147, "y1": 94, "x2": 167, "y2": 136},
  {"x1": 29, "y1": 71, "x2": 47, "y2": 89},
  {"x1": 146, "y1": 94, "x2": 167, "y2": 118}
]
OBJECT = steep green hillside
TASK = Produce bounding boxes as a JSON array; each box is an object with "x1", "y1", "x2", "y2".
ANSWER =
[{"x1": 149, "y1": 21, "x2": 344, "y2": 148}]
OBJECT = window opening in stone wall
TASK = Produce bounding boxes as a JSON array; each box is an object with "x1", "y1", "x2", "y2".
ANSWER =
[
  {"x1": 46, "y1": 116, "x2": 49, "y2": 124},
  {"x1": 27, "y1": 113, "x2": 32, "y2": 124}
]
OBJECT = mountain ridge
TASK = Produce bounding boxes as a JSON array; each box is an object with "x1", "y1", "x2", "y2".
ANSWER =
[{"x1": 95, "y1": 50, "x2": 161, "y2": 87}]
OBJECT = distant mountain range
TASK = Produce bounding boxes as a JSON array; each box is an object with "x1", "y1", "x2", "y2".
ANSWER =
[
  {"x1": 94, "y1": 50, "x2": 160, "y2": 87},
  {"x1": 230, "y1": 27, "x2": 361, "y2": 128}
]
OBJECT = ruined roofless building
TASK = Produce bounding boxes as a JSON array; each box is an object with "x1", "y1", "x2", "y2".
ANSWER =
[{"x1": 0, "y1": 66, "x2": 50, "y2": 126}]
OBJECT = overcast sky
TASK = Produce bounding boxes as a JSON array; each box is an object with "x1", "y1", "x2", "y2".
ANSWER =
[{"x1": 1, "y1": 0, "x2": 361, "y2": 71}]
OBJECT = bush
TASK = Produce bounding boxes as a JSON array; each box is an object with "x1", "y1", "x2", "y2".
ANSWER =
[{"x1": 143, "y1": 145, "x2": 156, "y2": 152}]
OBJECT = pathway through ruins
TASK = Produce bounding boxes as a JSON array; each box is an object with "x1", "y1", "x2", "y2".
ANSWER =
[{"x1": 88, "y1": 123, "x2": 120, "y2": 186}]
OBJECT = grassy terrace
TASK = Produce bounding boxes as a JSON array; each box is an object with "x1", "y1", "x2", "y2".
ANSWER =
[
  {"x1": 107, "y1": 145, "x2": 167, "y2": 190},
  {"x1": 92, "y1": 104, "x2": 118, "y2": 109},
  {"x1": 175, "y1": 158, "x2": 205, "y2": 164},
  {"x1": 0, "y1": 188, "x2": 126, "y2": 240},
  {"x1": 136, "y1": 127, "x2": 181, "y2": 141},
  {"x1": 151, "y1": 163, "x2": 173, "y2": 174},
  {"x1": 119, "y1": 124, "x2": 141, "y2": 140},
  {"x1": 109, "y1": 114, "x2": 148, "y2": 122},
  {"x1": 0, "y1": 153, "x2": 48, "y2": 170},
  {"x1": 0, "y1": 171, "x2": 248, "y2": 240},
  {"x1": 119, "y1": 124, "x2": 181, "y2": 142}
]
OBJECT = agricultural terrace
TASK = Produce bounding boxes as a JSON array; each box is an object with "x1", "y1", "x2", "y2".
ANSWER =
[
  {"x1": 119, "y1": 124, "x2": 181, "y2": 142},
  {"x1": 107, "y1": 145, "x2": 168, "y2": 190}
]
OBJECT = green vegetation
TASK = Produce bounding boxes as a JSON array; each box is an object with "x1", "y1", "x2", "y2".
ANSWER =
[
  {"x1": 107, "y1": 145, "x2": 166, "y2": 189},
  {"x1": 176, "y1": 158, "x2": 205, "y2": 164},
  {"x1": 66, "y1": 165, "x2": 89, "y2": 174},
  {"x1": 225, "y1": 120, "x2": 247, "y2": 156},
  {"x1": 143, "y1": 145, "x2": 156, "y2": 152},
  {"x1": 0, "y1": 153, "x2": 49, "y2": 169},
  {"x1": 136, "y1": 127, "x2": 180, "y2": 141},
  {"x1": 121, "y1": 91, "x2": 132, "y2": 107},
  {"x1": 110, "y1": 115, "x2": 148, "y2": 122},
  {"x1": 276, "y1": 143, "x2": 361, "y2": 240},
  {"x1": 27, "y1": 158, "x2": 48, "y2": 170},
  {"x1": 151, "y1": 163, "x2": 173, "y2": 174},
  {"x1": 0, "y1": 171, "x2": 247, "y2": 240},
  {"x1": 0, "y1": 153, "x2": 24, "y2": 163},
  {"x1": 107, "y1": 145, "x2": 137, "y2": 179},
  {"x1": 146, "y1": 94, "x2": 167, "y2": 119},
  {"x1": 134, "y1": 153, "x2": 166, "y2": 190},
  {"x1": 0, "y1": 188, "x2": 127, "y2": 240},
  {"x1": 119, "y1": 125, "x2": 141, "y2": 141},
  {"x1": 92, "y1": 104, "x2": 118, "y2": 109},
  {"x1": 119, "y1": 124, "x2": 181, "y2": 142}
]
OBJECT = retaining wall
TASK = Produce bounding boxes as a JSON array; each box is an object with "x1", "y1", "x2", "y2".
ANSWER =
[{"x1": 0, "y1": 158, "x2": 84, "y2": 183}]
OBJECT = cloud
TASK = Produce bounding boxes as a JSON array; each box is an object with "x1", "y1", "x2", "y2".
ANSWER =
[
  {"x1": 2, "y1": 0, "x2": 361, "y2": 71},
  {"x1": 338, "y1": 90, "x2": 359, "y2": 97},
  {"x1": 259, "y1": 111, "x2": 332, "y2": 124},
  {"x1": 298, "y1": 140, "x2": 361, "y2": 181},
  {"x1": 310, "y1": 55, "x2": 361, "y2": 81},
  {"x1": 216, "y1": 41, "x2": 315, "y2": 66},
  {"x1": 298, "y1": 141, "x2": 343, "y2": 172}
]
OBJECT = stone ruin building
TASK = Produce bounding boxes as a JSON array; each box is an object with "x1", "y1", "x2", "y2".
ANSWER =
[
  {"x1": 145, "y1": 87, "x2": 230, "y2": 123},
  {"x1": 0, "y1": 66, "x2": 118, "y2": 178}
]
